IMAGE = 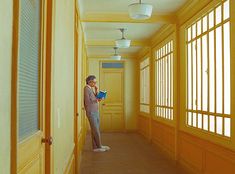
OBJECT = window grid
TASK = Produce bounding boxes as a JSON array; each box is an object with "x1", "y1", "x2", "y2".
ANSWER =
[
  {"x1": 155, "y1": 40, "x2": 174, "y2": 120},
  {"x1": 140, "y1": 58, "x2": 150, "y2": 113},
  {"x1": 186, "y1": 0, "x2": 231, "y2": 138}
]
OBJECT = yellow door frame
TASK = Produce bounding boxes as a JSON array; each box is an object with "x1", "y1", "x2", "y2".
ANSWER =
[
  {"x1": 11, "y1": 0, "x2": 54, "y2": 173},
  {"x1": 99, "y1": 60, "x2": 126, "y2": 132}
]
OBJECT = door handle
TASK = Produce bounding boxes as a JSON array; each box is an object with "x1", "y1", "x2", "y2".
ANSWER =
[{"x1": 42, "y1": 137, "x2": 53, "y2": 145}]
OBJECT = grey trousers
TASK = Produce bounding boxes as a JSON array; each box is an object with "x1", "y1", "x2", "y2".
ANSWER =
[{"x1": 86, "y1": 111, "x2": 102, "y2": 149}]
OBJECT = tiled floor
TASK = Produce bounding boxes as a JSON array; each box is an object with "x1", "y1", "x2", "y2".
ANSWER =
[{"x1": 80, "y1": 132, "x2": 188, "y2": 174}]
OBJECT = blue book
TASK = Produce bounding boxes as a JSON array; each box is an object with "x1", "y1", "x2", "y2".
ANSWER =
[{"x1": 96, "y1": 90, "x2": 107, "y2": 99}]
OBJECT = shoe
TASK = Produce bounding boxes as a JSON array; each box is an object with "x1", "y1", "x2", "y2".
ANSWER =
[
  {"x1": 93, "y1": 148, "x2": 107, "y2": 152},
  {"x1": 102, "y1": 145, "x2": 111, "y2": 151}
]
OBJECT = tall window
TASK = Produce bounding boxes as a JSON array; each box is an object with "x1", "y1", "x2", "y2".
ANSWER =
[
  {"x1": 186, "y1": 0, "x2": 231, "y2": 137},
  {"x1": 155, "y1": 40, "x2": 174, "y2": 120},
  {"x1": 140, "y1": 58, "x2": 150, "y2": 113}
]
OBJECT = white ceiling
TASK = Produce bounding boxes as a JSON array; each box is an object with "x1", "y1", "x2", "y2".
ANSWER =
[
  {"x1": 78, "y1": 0, "x2": 188, "y2": 16},
  {"x1": 83, "y1": 22, "x2": 162, "y2": 40},
  {"x1": 78, "y1": 0, "x2": 188, "y2": 58},
  {"x1": 87, "y1": 46, "x2": 142, "y2": 57}
]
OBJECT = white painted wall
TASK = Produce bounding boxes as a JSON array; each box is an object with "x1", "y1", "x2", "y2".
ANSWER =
[
  {"x1": 0, "y1": 0, "x2": 13, "y2": 173},
  {"x1": 52, "y1": 0, "x2": 75, "y2": 173}
]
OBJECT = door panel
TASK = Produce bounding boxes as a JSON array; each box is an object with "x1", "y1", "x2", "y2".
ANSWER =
[
  {"x1": 100, "y1": 63, "x2": 125, "y2": 131},
  {"x1": 16, "y1": 0, "x2": 46, "y2": 173}
]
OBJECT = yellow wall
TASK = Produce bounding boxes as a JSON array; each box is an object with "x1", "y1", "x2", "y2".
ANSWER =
[
  {"x1": 88, "y1": 58, "x2": 138, "y2": 130},
  {"x1": 77, "y1": 22, "x2": 84, "y2": 135},
  {"x1": 0, "y1": 0, "x2": 13, "y2": 173},
  {"x1": 52, "y1": 0, "x2": 75, "y2": 173}
]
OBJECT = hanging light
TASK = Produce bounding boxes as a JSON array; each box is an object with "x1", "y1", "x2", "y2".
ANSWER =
[
  {"x1": 115, "y1": 28, "x2": 131, "y2": 48},
  {"x1": 128, "y1": 0, "x2": 153, "y2": 20},
  {"x1": 111, "y1": 47, "x2": 121, "y2": 60}
]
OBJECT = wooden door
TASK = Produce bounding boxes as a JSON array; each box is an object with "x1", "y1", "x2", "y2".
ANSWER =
[
  {"x1": 100, "y1": 62, "x2": 125, "y2": 131},
  {"x1": 11, "y1": 0, "x2": 51, "y2": 173}
]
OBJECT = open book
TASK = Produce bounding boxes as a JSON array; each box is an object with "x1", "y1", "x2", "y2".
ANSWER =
[{"x1": 96, "y1": 90, "x2": 107, "y2": 99}]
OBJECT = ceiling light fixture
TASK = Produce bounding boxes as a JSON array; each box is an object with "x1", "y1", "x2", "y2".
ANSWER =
[
  {"x1": 111, "y1": 47, "x2": 121, "y2": 60},
  {"x1": 115, "y1": 28, "x2": 131, "y2": 48},
  {"x1": 128, "y1": 0, "x2": 153, "y2": 20}
]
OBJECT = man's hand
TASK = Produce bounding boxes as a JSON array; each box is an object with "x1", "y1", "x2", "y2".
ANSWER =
[
  {"x1": 94, "y1": 85, "x2": 98, "y2": 93},
  {"x1": 97, "y1": 98, "x2": 102, "y2": 102}
]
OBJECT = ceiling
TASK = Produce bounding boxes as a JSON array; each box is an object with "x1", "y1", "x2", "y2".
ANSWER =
[{"x1": 78, "y1": 0, "x2": 188, "y2": 59}]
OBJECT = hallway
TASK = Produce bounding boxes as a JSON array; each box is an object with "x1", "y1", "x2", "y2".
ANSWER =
[{"x1": 81, "y1": 133, "x2": 187, "y2": 174}]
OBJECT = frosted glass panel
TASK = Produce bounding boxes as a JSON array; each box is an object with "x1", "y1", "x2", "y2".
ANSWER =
[
  {"x1": 215, "y1": 6, "x2": 222, "y2": 25},
  {"x1": 216, "y1": 27, "x2": 222, "y2": 113},
  {"x1": 209, "y1": 11, "x2": 214, "y2": 29},
  {"x1": 209, "y1": 115, "x2": 215, "y2": 132},
  {"x1": 203, "y1": 115, "x2": 208, "y2": 131},
  {"x1": 223, "y1": 0, "x2": 230, "y2": 20},
  {"x1": 224, "y1": 22, "x2": 230, "y2": 115},
  {"x1": 188, "y1": 112, "x2": 192, "y2": 126},
  {"x1": 187, "y1": 43, "x2": 192, "y2": 109},
  {"x1": 102, "y1": 62, "x2": 124, "y2": 68},
  {"x1": 216, "y1": 116, "x2": 223, "y2": 135},
  {"x1": 202, "y1": 35, "x2": 208, "y2": 111},
  {"x1": 209, "y1": 31, "x2": 215, "y2": 113},
  {"x1": 224, "y1": 118, "x2": 231, "y2": 137},
  {"x1": 18, "y1": 0, "x2": 41, "y2": 141}
]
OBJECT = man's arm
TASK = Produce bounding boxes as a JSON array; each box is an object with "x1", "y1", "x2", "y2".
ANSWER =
[{"x1": 84, "y1": 87, "x2": 99, "y2": 104}]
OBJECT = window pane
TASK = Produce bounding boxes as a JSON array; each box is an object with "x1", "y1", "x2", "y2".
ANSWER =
[
  {"x1": 188, "y1": 27, "x2": 191, "y2": 41},
  {"x1": 216, "y1": 6, "x2": 222, "y2": 25},
  {"x1": 202, "y1": 35, "x2": 208, "y2": 111},
  {"x1": 209, "y1": 115, "x2": 215, "y2": 132},
  {"x1": 197, "y1": 39, "x2": 201, "y2": 110},
  {"x1": 223, "y1": 0, "x2": 230, "y2": 20},
  {"x1": 187, "y1": 43, "x2": 192, "y2": 109},
  {"x1": 188, "y1": 112, "x2": 192, "y2": 126},
  {"x1": 193, "y1": 113, "x2": 197, "y2": 127},
  {"x1": 102, "y1": 62, "x2": 124, "y2": 68},
  {"x1": 145, "y1": 67, "x2": 150, "y2": 104},
  {"x1": 209, "y1": 31, "x2": 215, "y2": 113},
  {"x1": 198, "y1": 114, "x2": 202, "y2": 129},
  {"x1": 203, "y1": 115, "x2": 208, "y2": 131},
  {"x1": 171, "y1": 53, "x2": 173, "y2": 107},
  {"x1": 192, "y1": 24, "x2": 196, "y2": 39},
  {"x1": 155, "y1": 41, "x2": 173, "y2": 120},
  {"x1": 140, "y1": 105, "x2": 150, "y2": 113},
  {"x1": 192, "y1": 41, "x2": 197, "y2": 110},
  {"x1": 224, "y1": 22, "x2": 230, "y2": 114},
  {"x1": 224, "y1": 117, "x2": 231, "y2": 137},
  {"x1": 209, "y1": 10, "x2": 214, "y2": 29},
  {"x1": 216, "y1": 26, "x2": 222, "y2": 113},
  {"x1": 203, "y1": 16, "x2": 208, "y2": 32},
  {"x1": 197, "y1": 20, "x2": 202, "y2": 36},
  {"x1": 18, "y1": 0, "x2": 41, "y2": 141},
  {"x1": 216, "y1": 116, "x2": 223, "y2": 135}
]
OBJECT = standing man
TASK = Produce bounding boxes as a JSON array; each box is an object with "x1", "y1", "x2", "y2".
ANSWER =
[{"x1": 84, "y1": 75, "x2": 110, "y2": 152}]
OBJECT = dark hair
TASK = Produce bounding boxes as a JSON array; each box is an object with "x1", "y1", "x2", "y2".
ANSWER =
[{"x1": 86, "y1": 75, "x2": 96, "y2": 84}]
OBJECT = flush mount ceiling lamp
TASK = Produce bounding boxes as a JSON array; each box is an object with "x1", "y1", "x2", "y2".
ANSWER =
[
  {"x1": 128, "y1": 0, "x2": 153, "y2": 20},
  {"x1": 115, "y1": 28, "x2": 131, "y2": 48},
  {"x1": 111, "y1": 47, "x2": 121, "y2": 60}
]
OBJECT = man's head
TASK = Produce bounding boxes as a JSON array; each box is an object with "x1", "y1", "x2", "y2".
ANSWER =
[{"x1": 86, "y1": 75, "x2": 97, "y2": 87}]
